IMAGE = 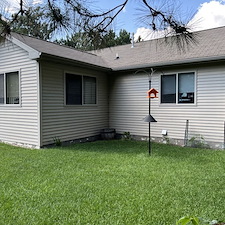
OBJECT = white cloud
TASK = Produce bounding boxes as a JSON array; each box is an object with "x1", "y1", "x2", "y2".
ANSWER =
[
  {"x1": 5, "y1": 0, "x2": 21, "y2": 9},
  {"x1": 4, "y1": 0, "x2": 43, "y2": 13},
  {"x1": 33, "y1": 0, "x2": 42, "y2": 4},
  {"x1": 1, "y1": 0, "x2": 18, "y2": 14},
  {"x1": 134, "y1": 27, "x2": 166, "y2": 42},
  {"x1": 7, "y1": 0, "x2": 42, "y2": 6},
  {"x1": 188, "y1": 0, "x2": 225, "y2": 31},
  {"x1": 135, "y1": 0, "x2": 225, "y2": 41}
]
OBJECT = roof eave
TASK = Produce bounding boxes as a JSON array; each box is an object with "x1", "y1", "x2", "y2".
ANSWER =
[
  {"x1": 111, "y1": 56, "x2": 225, "y2": 72},
  {"x1": 40, "y1": 53, "x2": 112, "y2": 72},
  {"x1": 8, "y1": 35, "x2": 41, "y2": 60}
]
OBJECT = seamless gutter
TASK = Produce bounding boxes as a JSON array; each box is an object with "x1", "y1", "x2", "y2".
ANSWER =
[{"x1": 111, "y1": 55, "x2": 225, "y2": 72}]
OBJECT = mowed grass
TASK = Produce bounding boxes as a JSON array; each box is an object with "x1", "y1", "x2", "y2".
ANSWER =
[{"x1": 0, "y1": 140, "x2": 225, "y2": 225}]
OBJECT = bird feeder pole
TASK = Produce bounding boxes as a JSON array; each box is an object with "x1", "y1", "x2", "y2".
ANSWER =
[
  {"x1": 149, "y1": 77, "x2": 151, "y2": 155},
  {"x1": 134, "y1": 69, "x2": 158, "y2": 156},
  {"x1": 143, "y1": 68, "x2": 157, "y2": 155}
]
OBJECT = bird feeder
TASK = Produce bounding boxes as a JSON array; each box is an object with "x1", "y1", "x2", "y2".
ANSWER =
[
  {"x1": 144, "y1": 86, "x2": 158, "y2": 155},
  {"x1": 147, "y1": 88, "x2": 159, "y2": 99}
]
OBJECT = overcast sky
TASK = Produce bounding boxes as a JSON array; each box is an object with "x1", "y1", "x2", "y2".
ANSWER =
[{"x1": 4, "y1": 0, "x2": 225, "y2": 40}]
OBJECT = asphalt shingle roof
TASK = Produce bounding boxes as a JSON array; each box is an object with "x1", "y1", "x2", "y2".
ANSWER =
[
  {"x1": 91, "y1": 26, "x2": 225, "y2": 71},
  {"x1": 11, "y1": 32, "x2": 109, "y2": 70},
  {"x1": 11, "y1": 26, "x2": 225, "y2": 71}
]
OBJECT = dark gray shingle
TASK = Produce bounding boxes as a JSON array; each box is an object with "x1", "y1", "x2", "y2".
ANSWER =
[
  {"x1": 11, "y1": 26, "x2": 225, "y2": 71},
  {"x1": 91, "y1": 26, "x2": 225, "y2": 70}
]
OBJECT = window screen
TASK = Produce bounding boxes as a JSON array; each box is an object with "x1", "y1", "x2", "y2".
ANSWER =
[
  {"x1": 83, "y1": 76, "x2": 96, "y2": 104},
  {"x1": 6, "y1": 72, "x2": 19, "y2": 104},
  {"x1": 178, "y1": 72, "x2": 195, "y2": 104}
]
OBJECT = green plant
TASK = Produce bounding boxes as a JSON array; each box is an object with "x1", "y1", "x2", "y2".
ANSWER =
[
  {"x1": 177, "y1": 216, "x2": 224, "y2": 225},
  {"x1": 162, "y1": 135, "x2": 170, "y2": 144},
  {"x1": 53, "y1": 137, "x2": 62, "y2": 146},
  {"x1": 188, "y1": 134, "x2": 210, "y2": 149},
  {"x1": 122, "y1": 131, "x2": 132, "y2": 140},
  {"x1": 177, "y1": 216, "x2": 200, "y2": 225}
]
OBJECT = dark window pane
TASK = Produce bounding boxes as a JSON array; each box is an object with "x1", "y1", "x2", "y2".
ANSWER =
[
  {"x1": 178, "y1": 73, "x2": 195, "y2": 104},
  {"x1": 161, "y1": 74, "x2": 176, "y2": 103},
  {"x1": 0, "y1": 74, "x2": 4, "y2": 104},
  {"x1": 83, "y1": 76, "x2": 96, "y2": 104},
  {"x1": 66, "y1": 74, "x2": 82, "y2": 105}
]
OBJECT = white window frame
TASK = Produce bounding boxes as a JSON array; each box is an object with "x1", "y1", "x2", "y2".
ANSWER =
[
  {"x1": 160, "y1": 71, "x2": 196, "y2": 105},
  {"x1": 64, "y1": 72, "x2": 97, "y2": 106},
  {"x1": 0, "y1": 70, "x2": 21, "y2": 106}
]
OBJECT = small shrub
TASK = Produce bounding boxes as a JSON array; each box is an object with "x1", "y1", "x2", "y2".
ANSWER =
[
  {"x1": 122, "y1": 131, "x2": 132, "y2": 140},
  {"x1": 188, "y1": 134, "x2": 210, "y2": 149},
  {"x1": 162, "y1": 136, "x2": 170, "y2": 144},
  {"x1": 177, "y1": 216, "x2": 225, "y2": 225},
  {"x1": 53, "y1": 137, "x2": 62, "y2": 146},
  {"x1": 176, "y1": 216, "x2": 200, "y2": 225}
]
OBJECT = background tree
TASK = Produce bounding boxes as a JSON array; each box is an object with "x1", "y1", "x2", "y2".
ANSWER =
[
  {"x1": 115, "y1": 29, "x2": 131, "y2": 46},
  {"x1": 11, "y1": 6, "x2": 54, "y2": 40},
  {"x1": 56, "y1": 29, "x2": 131, "y2": 50}
]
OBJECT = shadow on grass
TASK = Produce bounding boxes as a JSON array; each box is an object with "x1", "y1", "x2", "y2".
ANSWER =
[{"x1": 62, "y1": 140, "x2": 147, "y2": 155}]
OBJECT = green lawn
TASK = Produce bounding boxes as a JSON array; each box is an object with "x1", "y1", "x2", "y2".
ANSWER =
[{"x1": 0, "y1": 140, "x2": 225, "y2": 225}]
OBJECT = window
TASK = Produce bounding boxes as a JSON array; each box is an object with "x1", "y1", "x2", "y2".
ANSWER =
[
  {"x1": 161, "y1": 72, "x2": 195, "y2": 104},
  {"x1": 65, "y1": 73, "x2": 96, "y2": 105},
  {"x1": 0, "y1": 74, "x2": 4, "y2": 104},
  {"x1": 66, "y1": 74, "x2": 82, "y2": 105},
  {"x1": 178, "y1": 73, "x2": 195, "y2": 104},
  {"x1": 161, "y1": 74, "x2": 176, "y2": 103},
  {"x1": 0, "y1": 71, "x2": 20, "y2": 105}
]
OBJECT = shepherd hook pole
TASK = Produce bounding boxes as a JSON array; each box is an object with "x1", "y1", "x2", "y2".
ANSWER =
[{"x1": 148, "y1": 68, "x2": 155, "y2": 155}]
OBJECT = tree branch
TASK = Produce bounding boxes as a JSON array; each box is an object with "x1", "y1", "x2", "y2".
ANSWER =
[
  {"x1": 141, "y1": 0, "x2": 189, "y2": 35},
  {"x1": 0, "y1": 0, "x2": 196, "y2": 50}
]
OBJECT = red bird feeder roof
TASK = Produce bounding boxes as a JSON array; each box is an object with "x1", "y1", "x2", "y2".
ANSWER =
[{"x1": 147, "y1": 88, "x2": 159, "y2": 98}]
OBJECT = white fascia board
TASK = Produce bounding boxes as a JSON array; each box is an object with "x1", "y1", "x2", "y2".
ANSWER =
[
  {"x1": 112, "y1": 55, "x2": 225, "y2": 71},
  {"x1": 8, "y1": 36, "x2": 41, "y2": 60}
]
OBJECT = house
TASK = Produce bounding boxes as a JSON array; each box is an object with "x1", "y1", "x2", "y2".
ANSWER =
[{"x1": 1, "y1": 26, "x2": 225, "y2": 149}]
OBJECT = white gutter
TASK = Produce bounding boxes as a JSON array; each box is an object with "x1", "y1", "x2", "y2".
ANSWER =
[{"x1": 112, "y1": 55, "x2": 225, "y2": 72}]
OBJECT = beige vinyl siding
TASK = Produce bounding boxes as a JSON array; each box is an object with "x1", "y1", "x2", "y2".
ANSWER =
[
  {"x1": 109, "y1": 64, "x2": 225, "y2": 148},
  {"x1": 41, "y1": 61, "x2": 108, "y2": 146},
  {"x1": 0, "y1": 40, "x2": 39, "y2": 147},
  {"x1": 109, "y1": 73, "x2": 149, "y2": 134}
]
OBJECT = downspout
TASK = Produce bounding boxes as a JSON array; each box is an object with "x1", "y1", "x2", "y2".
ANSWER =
[
  {"x1": 107, "y1": 72, "x2": 111, "y2": 129},
  {"x1": 37, "y1": 59, "x2": 42, "y2": 148}
]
